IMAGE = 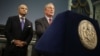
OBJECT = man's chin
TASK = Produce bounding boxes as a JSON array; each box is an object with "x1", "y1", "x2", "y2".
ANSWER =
[
  {"x1": 21, "y1": 14, "x2": 27, "y2": 16},
  {"x1": 50, "y1": 14, "x2": 54, "y2": 17}
]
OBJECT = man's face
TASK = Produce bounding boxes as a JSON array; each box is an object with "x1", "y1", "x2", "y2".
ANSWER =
[
  {"x1": 45, "y1": 4, "x2": 55, "y2": 17},
  {"x1": 18, "y1": 4, "x2": 28, "y2": 16}
]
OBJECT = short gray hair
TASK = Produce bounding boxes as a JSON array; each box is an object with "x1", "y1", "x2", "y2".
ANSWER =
[{"x1": 44, "y1": 3, "x2": 54, "y2": 9}]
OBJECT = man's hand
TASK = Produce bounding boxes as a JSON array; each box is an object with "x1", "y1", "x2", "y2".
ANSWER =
[
  {"x1": 13, "y1": 40, "x2": 24, "y2": 47},
  {"x1": 21, "y1": 41, "x2": 27, "y2": 46}
]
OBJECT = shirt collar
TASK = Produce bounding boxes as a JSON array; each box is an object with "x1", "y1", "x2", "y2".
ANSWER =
[
  {"x1": 19, "y1": 15, "x2": 25, "y2": 22},
  {"x1": 45, "y1": 15, "x2": 52, "y2": 21},
  {"x1": 19, "y1": 15, "x2": 25, "y2": 19}
]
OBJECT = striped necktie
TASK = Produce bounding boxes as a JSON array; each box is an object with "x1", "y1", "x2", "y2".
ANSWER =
[{"x1": 21, "y1": 17, "x2": 25, "y2": 30}]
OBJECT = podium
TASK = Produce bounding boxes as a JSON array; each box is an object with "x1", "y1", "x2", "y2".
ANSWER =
[{"x1": 35, "y1": 11, "x2": 100, "y2": 56}]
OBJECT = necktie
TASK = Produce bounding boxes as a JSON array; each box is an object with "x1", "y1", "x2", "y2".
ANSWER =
[
  {"x1": 21, "y1": 17, "x2": 25, "y2": 30},
  {"x1": 49, "y1": 18, "x2": 52, "y2": 24}
]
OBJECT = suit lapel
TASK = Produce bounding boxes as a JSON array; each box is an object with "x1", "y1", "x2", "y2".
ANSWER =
[
  {"x1": 43, "y1": 17, "x2": 49, "y2": 28},
  {"x1": 23, "y1": 18, "x2": 28, "y2": 31},
  {"x1": 16, "y1": 16, "x2": 27, "y2": 31},
  {"x1": 15, "y1": 16, "x2": 22, "y2": 31}
]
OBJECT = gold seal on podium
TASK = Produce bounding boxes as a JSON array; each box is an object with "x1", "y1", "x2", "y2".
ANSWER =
[{"x1": 78, "y1": 20, "x2": 97, "y2": 50}]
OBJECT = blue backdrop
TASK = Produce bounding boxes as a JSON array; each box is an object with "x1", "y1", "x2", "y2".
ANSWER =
[{"x1": 0, "y1": 0, "x2": 68, "y2": 30}]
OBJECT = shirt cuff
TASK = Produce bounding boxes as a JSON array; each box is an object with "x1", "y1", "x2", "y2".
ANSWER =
[{"x1": 11, "y1": 40, "x2": 15, "y2": 44}]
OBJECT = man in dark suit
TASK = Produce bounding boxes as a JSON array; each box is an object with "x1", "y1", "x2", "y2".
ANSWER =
[
  {"x1": 4, "y1": 4, "x2": 33, "y2": 56},
  {"x1": 35, "y1": 3, "x2": 55, "y2": 56}
]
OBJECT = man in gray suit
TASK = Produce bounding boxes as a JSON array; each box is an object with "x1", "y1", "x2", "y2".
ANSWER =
[{"x1": 35, "y1": 3, "x2": 55, "y2": 56}]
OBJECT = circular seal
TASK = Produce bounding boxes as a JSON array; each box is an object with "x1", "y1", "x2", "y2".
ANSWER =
[{"x1": 78, "y1": 20, "x2": 97, "y2": 50}]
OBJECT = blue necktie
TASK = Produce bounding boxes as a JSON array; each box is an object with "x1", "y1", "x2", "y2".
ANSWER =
[{"x1": 21, "y1": 18, "x2": 25, "y2": 30}]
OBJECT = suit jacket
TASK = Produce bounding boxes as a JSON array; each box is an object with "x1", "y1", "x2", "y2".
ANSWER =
[
  {"x1": 5, "y1": 15, "x2": 33, "y2": 45},
  {"x1": 35, "y1": 17, "x2": 49, "y2": 41}
]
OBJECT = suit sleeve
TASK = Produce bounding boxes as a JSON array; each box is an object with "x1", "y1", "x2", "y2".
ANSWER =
[
  {"x1": 5, "y1": 17, "x2": 13, "y2": 43},
  {"x1": 35, "y1": 20, "x2": 45, "y2": 40},
  {"x1": 25, "y1": 22, "x2": 33, "y2": 45}
]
